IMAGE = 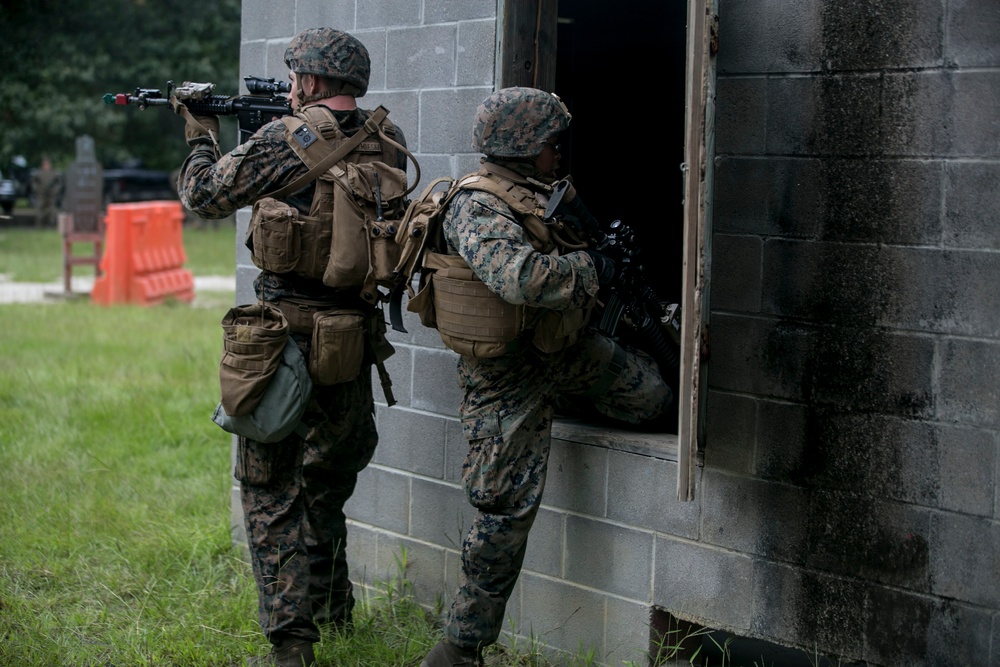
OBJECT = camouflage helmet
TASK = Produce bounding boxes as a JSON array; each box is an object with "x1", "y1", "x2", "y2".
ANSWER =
[
  {"x1": 284, "y1": 28, "x2": 370, "y2": 97},
  {"x1": 472, "y1": 87, "x2": 572, "y2": 158}
]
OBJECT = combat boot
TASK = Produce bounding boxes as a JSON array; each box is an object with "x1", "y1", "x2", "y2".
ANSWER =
[
  {"x1": 246, "y1": 638, "x2": 315, "y2": 667},
  {"x1": 420, "y1": 639, "x2": 483, "y2": 667}
]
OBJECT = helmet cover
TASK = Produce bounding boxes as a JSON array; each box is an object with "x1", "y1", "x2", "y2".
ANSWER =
[
  {"x1": 284, "y1": 27, "x2": 370, "y2": 96},
  {"x1": 472, "y1": 87, "x2": 572, "y2": 158}
]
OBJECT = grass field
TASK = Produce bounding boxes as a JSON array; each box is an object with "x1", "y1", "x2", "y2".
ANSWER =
[{"x1": 0, "y1": 231, "x2": 625, "y2": 665}]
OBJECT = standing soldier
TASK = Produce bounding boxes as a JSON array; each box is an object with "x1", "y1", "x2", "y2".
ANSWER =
[
  {"x1": 418, "y1": 88, "x2": 672, "y2": 667},
  {"x1": 32, "y1": 157, "x2": 62, "y2": 228},
  {"x1": 176, "y1": 28, "x2": 413, "y2": 667}
]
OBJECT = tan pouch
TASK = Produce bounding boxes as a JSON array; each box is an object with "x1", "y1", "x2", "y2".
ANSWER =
[
  {"x1": 532, "y1": 307, "x2": 590, "y2": 354},
  {"x1": 309, "y1": 309, "x2": 367, "y2": 385},
  {"x1": 219, "y1": 304, "x2": 288, "y2": 416},
  {"x1": 248, "y1": 198, "x2": 299, "y2": 273},
  {"x1": 323, "y1": 161, "x2": 407, "y2": 289}
]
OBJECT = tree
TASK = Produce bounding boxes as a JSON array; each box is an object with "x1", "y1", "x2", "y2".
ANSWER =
[{"x1": 0, "y1": 0, "x2": 241, "y2": 172}]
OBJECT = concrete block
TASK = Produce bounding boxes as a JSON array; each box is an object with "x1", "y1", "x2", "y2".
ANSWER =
[
  {"x1": 457, "y1": 19, "x2": 495, "y2": 86},
  {"x1": 239, "y1": 42, "x2": 269, "y2": 86},
  {"x1": 766, "y1": 75, "x2": 883, "y2": 157},
  {"x1": 564, "y1": 515, "x2": 653, "y2": 600},
  {"x1": 604, "y1": 597, "x2": 651, "y2": 667},
  {"x1": 385, "y1": 296, "x2": 450, "y2": 349},
  {"x1": 704, "y1": 390, "x2": 756, "y2": 475},
  {"x1": 373, "y1": 343, "x2": 411, "y2": 408},
  {"x1": 359, "y1": 90, "x2": 419, "y2": 149},
  {"x1": 295, "y1": 3, "x2": 356, "y2": 33},
  {"x1": 386, "y1": 24, "x2": 457, "y2": 89},
  {"x1": 543, "y1": 439, "x2": 608, "y2": 516},
  {"x1": 701, "y1": 469, "x2": 808, "y2": 564},
  {"x1": 754, "y1": 399, "x2": 806, "y2": 482},
  {"x1": 373, "y1": 406, "x2": 446, "y2": 477},
  {"x1": 818, "y1": 158, "x2": 943, "y2": 246},
  {"x1": 750, "y1": 560, "x2": 867, "y2": 660},
  {"x1": 805, "y1": 490, "x2": 931, "y2": 591},
  {"x1": 356, "y1": 0, "x2": 419, "y2": 29},
  {"x1": 266, "y1": 38, "x2": 293, "y2": 80},
  {"x1": 344, "y1": 465, "x2": 409, "y2": 534},
  {"x1": 420, "y1": 88, "x2": 494, "y2": 154},
  {"x1": 707, "y1": 314, "x2": 813, "y2": 401},
  {"x1": 883, "y1": 70, "x2": 1000, "y2": 158},
  {"x1": 518, "y1": 573, "x2": 607, "y2": 658},
  {"x1": 819, "y1": 1, "x2": 943, "y2": 70},
  {"x1": 233, "y1": 208, "x2": 252, "y2": 268},
  {"x1": 443, "y1": 417, "x2": 466, "y2": 483},
  {"x1": 607, "y1": 450, "x2": 700, "y2": 539},
  {"x1": 717, "y1": 0, "x2": 822, "y2": 73},
  {"x1": 883, "y1": 247, "x2": 1000, "y2": 338},
  {"x1": 930, "y1": 512, "x2": 1000, "y2": 607},
  {"x1": 654, "y1": 537, "x2": 753, "y2": 633},
  {"x1": 871, "y1": 593, "x2": 995, "y2": 667},
  {"x1": 947, "y1": 0, "x2": 1000, "y2": 67},
  {"x1": 938, "y1": 338, "x2": 1000, "y2": 429},
  {"x1": 425, "y1": 0, "x2": 495, "y2": 23},
  {"x1": 764, "y1": 409, "x2": 939, "y2": 506},
  {"x1": 711, "y1": 233, "x2": 762, "y2": 313},
  {"x1": 372, "y1": 534, "x2": 449, "y2": 608},
  {"x1": 409, "y1": 477, "x2": 472, "y2": 549},
  {"x1": 713, "y1": 157, "x2": 824, "y2": 239},
  {"x1": 344, "y1": 522, "x2": 378, "y2": 589},
  {"x1": 715, "y1": 78, "x2": 767, "y2": 155},
  {"x1": 410, "y1": 347, "x2": 463, "y2": 416},
  {"x1": 455, "y1": 152, "x2": 483, "y2": 177},
  {"x1": 945, "y1": 161, "x2": 1000, "y2": 251},
  {"x1": 241, "y1": 0, "x2": 295, "y2": 40},
  {"x1": 235, "y1": 265, "x2": 260, "y2": 305},
  {"x1": 522, "y1": 507, "x2": 564, "y2": 578}
]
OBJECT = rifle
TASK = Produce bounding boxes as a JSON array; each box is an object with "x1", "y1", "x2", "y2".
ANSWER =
[
  {"x1": 544, "y1": 179, "x2": 682, "y2": 373},
  {"x1": 103, "y1": 76, "x2": 292, "y2": 144}
]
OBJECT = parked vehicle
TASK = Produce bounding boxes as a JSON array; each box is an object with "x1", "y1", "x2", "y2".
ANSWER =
[{"x1": 102, "y1": 160, "x2": 177, "y2": 204}]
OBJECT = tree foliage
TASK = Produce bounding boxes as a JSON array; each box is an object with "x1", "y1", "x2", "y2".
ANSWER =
[{"x1": 0, "y1": 0, "x2": 241, "y2": 172}]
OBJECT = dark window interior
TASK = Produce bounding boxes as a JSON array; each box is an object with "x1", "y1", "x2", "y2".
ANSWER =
[{"x1": 554, "y1": 0, "x2": 687, "y2": 304}]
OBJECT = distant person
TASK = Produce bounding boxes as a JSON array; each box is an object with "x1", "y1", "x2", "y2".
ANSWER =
[{"x1": 31, "y1": 157, "x2": 62, "y2": 228}]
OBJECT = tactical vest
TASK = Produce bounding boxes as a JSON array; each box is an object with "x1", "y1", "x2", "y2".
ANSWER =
[
  {"x1": 247, "y1": 104, "x2": 419, "y2": 305},
  {"x1": 406, "y1": 163, "x2": 592, "y2": 358}
]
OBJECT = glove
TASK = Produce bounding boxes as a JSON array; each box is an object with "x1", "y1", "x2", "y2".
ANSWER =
[
  {"x1": 170, "y1": 95, "x2": 221, "y2": 148},
  {"x1": 585, "y1": 249, "x2": 616, "y2": 288}
]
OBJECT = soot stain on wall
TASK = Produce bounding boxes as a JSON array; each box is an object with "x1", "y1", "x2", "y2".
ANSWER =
[{"x1": 759, "y1": 0, "x2": 934, "y2": 658}]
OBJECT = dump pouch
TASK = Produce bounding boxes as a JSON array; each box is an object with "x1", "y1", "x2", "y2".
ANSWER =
[{"x1": 218, "y1": 304, "x2": 289, "y2": 417}]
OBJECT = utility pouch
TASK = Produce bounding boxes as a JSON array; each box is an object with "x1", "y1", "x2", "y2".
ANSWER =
[
  {"x1": 218, "y1": 304, "x2": 288, "y2": 417},
  {"x1": 323, "y1": 161, "x2": 407, "y2": 293},
  {"x1": 310, "y1": 309, "x2": 367, "y2": 385},
  {"x1": 248, "y1": 198, "x2": 330, "y2": 278}
]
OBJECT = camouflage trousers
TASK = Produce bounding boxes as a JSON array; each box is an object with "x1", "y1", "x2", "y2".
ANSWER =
[
  {"x1": 236, "y1": 367, "x2": 377, "y2": 644},
  {"x1": 445, "y1": 329, "x2": 671, "y2": 650}
]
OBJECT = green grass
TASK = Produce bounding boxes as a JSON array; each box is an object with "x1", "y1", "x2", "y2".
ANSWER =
[{"x1": 0, "y1": 225, "x2": 236, "y2": 282}]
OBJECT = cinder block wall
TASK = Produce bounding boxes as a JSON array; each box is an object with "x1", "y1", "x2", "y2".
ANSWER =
[
  {"x1": 702, "y1": 0, "x2": 1000, "y2": 664},
  {"x1": 234, "y1": 1, "x2": 1000, "y2": 666}
]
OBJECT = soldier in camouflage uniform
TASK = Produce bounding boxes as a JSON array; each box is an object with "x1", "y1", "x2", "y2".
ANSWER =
[
  {"x1": 176, "y1": 28, "x2": 408, "y2": 667},
  {"x1": 420, "y1": 88, "x2": 672, "y2": 667}
]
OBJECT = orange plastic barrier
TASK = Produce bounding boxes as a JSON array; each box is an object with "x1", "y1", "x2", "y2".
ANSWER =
[{"x1": 91, "y1": 201, "x2": 195, "y2": 306}]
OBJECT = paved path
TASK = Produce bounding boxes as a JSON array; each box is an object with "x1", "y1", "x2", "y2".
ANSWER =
[{"x1": 0, "y1": 275, "x2": 235, "y2": 304}]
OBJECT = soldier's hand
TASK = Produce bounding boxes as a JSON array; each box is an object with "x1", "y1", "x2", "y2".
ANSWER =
[
  {"x1": 584, "y1": 249, "x2": 616, "y2": 287},
  {"x1": 169, "y1": 95, "x2": 221, "y2": 148}
]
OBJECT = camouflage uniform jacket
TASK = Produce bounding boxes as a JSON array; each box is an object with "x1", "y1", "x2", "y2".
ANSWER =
[
  {"x1": 442, "y1": 161, "x2": 598, "y2": 315},
  {"x1": 178, "y1": 105, "x2": 407, "y2": 303}
]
